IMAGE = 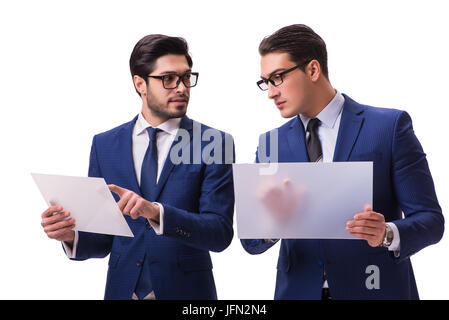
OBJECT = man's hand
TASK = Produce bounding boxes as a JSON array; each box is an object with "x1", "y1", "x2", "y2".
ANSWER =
[
  {"x1": 346, "y1": 205, "x2": 386, "y2": 247},
  {"x1": 108, "y1": 184, "x2": 160, "y2": 223},
  {"x1": 258, "y1": 178, "x2": 301, "y2": 224},
  {"x1": 41, "y1": 205, "x2": 76, "y2": 245}
]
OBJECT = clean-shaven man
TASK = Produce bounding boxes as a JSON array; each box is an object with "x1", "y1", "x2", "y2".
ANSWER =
[{"x1": 241, "y1": 24, "x2": 444, "y2": 300}]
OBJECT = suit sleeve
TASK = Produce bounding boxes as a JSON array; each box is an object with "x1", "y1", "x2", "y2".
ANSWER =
[
  {"x1": 391, "y1": 111, "x2": 444, "y2": 262},
  {"x1": 161, "y1": 133, "x2": 235, "y2": 252},
  {"x1": 69, "y1": 135, "x2": 114, "y2": 261},
  {"x1": 241, "y1": 239, "x2": 278, "y2": 255}
]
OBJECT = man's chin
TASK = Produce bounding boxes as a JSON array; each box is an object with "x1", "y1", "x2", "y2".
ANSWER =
[
  {"x1": 168, "y1": 108, "x2": 187, "y2": 119},
  {"x1": 279, "y1": 109, "x2": 297, "y2": 119}
]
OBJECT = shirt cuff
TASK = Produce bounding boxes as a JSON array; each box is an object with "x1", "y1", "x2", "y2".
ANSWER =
[
  {"x1": 148, "y1": 202, "x2": 164, "y2": 235},
  {"x1": 62, "y1": 230, "x2": 78, "y2": 259},
  {"x1": 386, "y1": 222, "x2": 400, "y2": 256}
]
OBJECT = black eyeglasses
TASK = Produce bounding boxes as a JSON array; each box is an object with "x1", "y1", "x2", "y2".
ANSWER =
[
  {"x1": 148, "y1": 72, "x2": 199, "y2": 89},
  {"x1": 256, "y1": 61, "x2": 310, "y2": 91}
]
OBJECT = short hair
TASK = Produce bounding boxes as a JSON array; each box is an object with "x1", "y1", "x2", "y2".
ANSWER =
[
  {"x1": 129, "y1": 34, "x2": 193, "y2": 95},
  {"x1": 259, "y1": 24, "x2": 329, "y2": 80}
]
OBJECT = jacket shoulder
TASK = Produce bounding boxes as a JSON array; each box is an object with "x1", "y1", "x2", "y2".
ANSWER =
[{"x1": 343, "y1": 94, "x2": 406, "y2": 119}]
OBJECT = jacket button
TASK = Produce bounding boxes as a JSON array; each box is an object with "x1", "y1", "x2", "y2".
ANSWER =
[{"x1": 136, "y1": 260, "x2": 144, "y2": 267}]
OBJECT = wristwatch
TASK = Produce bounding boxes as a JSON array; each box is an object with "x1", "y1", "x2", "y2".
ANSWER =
[{"x1": 381, "y1": 224, "x2": 394, "y2": 247}]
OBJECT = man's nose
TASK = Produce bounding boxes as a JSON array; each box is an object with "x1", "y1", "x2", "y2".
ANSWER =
[
  {"x1": 175, "y1": 79, "x2": 188, "y2": 93},
  {"x1": 267, "y1": 83, "x2": 280, "y2": 100}
]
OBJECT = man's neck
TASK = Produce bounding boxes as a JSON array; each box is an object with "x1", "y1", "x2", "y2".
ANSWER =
[
  {"x1": 141, "y1": 107, "x2": 168, "y2": 128},
  {"x1": 303, "y1": 84, "x2": 336, "y2": 118}
]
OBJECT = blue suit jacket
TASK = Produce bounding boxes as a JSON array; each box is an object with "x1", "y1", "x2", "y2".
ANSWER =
[
  {"x1": 70, "y1": 115, "x2": 235, "y2": 300},
  {"x1": 241, "y1": 94, "x2": 444, "y2": 299}
]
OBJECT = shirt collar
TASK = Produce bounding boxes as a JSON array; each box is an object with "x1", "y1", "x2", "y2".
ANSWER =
[
  {"x1": 135, "y1": 112, "x2": 182, "y2": 136},
  {"x1": 299, "y1": 90, "x2": 345, "y2": 129}
]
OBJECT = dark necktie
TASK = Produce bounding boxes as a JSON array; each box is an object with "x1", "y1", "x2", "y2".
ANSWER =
[
  {"x1": 140, "y1": 127, "x2": 161, "y2": 199},
  {"x1": 306, "y1": 118, "x2": 329, "y2": 297},
  {"x1": 306, "y1": 118, "x2": 322, "y2": 162},
  {"x1": 135, "y1": 126, "x2": 160, "y2": 299}
]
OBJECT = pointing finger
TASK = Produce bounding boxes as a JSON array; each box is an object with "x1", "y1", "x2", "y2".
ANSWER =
[{"x1": 108, "y1": 184, "x2": 127, "y2": 198}]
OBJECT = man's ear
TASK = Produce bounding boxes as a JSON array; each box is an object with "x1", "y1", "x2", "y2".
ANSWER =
[
  {"x1": 133, "y1": 75, "x2": 147, "y2": 96},
  {"x1": 307, "y1": 60, "x2": 321, "y2": 82}
]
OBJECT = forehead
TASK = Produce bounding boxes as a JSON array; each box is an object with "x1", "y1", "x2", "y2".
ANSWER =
[
  {"x1": 152, "y1": 54, "x2": 190, "y2": 74},
  {"x1": 260, "y1": 52, "x2": 296, "y2": 77}
]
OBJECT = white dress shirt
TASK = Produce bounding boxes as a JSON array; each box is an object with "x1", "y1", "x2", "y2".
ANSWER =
[
  {"x1": 299, "y1": 90, "x2": 344, "y2": 163},
  {"x1": 132, "y1": 113, "x2": 181, "y2": 186}
]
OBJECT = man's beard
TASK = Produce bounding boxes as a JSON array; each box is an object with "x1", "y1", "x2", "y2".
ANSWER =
[{"x1": 146, "y1": 92, "x2": 188, "y2": 120}]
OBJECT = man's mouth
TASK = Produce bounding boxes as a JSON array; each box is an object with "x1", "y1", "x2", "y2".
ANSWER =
[
  {"x1": 169, "y1": 97, "x2": 188, "y2": 104},
  {"x1": 275, "y1": 101, "x2": 286, "y2": 108}
]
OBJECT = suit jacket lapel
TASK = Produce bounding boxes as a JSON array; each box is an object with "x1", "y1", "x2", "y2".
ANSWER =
[
  {"x1": 152, "y1": 116, "x2": 193, "y2": 201},
  {"x1": 287, "y1": 117, "x2": 309, "y2": 162},
  {"x1": 118, "y1": 115, "x2": 142, "y2": 195},
  {"x1": 333, "y1": 95, "x2": 365, "y2": 161}
]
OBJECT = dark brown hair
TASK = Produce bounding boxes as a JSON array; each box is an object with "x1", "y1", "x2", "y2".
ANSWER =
[
  {"x1": 129, "y1": 34, "x2": 193, "y2": 95},
  {"x1": 259, "y1": 24, "x2": 329, "y2": 80}
]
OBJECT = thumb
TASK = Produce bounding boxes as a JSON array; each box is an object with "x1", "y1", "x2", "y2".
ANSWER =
[{"x1": 364, "y1": 204, "x2": 373, "y2": 212}]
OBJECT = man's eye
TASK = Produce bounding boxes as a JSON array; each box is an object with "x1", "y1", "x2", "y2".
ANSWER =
[{"x1": 163, "y1": 74, "x2": 176, "y2": 82}]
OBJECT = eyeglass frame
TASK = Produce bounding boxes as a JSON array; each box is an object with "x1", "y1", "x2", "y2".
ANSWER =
[
  {"x1": 147, "y1": 71, "x2": 199, "y2": 89},
  {"x1": 256, "y1": 60, "x2": 311, "y2": 91}
]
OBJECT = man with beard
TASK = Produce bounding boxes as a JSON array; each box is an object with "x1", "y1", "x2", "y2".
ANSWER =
[{"x1": 40, "y1": 35, "x2": 235, "y2": 300}]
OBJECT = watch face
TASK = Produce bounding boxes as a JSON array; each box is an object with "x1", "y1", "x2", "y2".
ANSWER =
[
  {"x1": 387, "y1": 231, "x2": 393, "y2": 242},
  {"x1": 385, "y1": 225, "x2": 393, "y2": 243}
]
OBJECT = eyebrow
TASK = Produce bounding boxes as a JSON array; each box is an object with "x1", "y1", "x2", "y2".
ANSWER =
[
  {"x1": 158, "y1": 69, "x2": 192, "y2": 75},
  {"x1": 261, "y1": 68, "x2": 287, "y2": 79}
]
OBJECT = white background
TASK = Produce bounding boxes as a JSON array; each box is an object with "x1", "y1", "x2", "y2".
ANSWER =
[{"x1": 0, "y1": 0, "x2": 448, "y2": 299}]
